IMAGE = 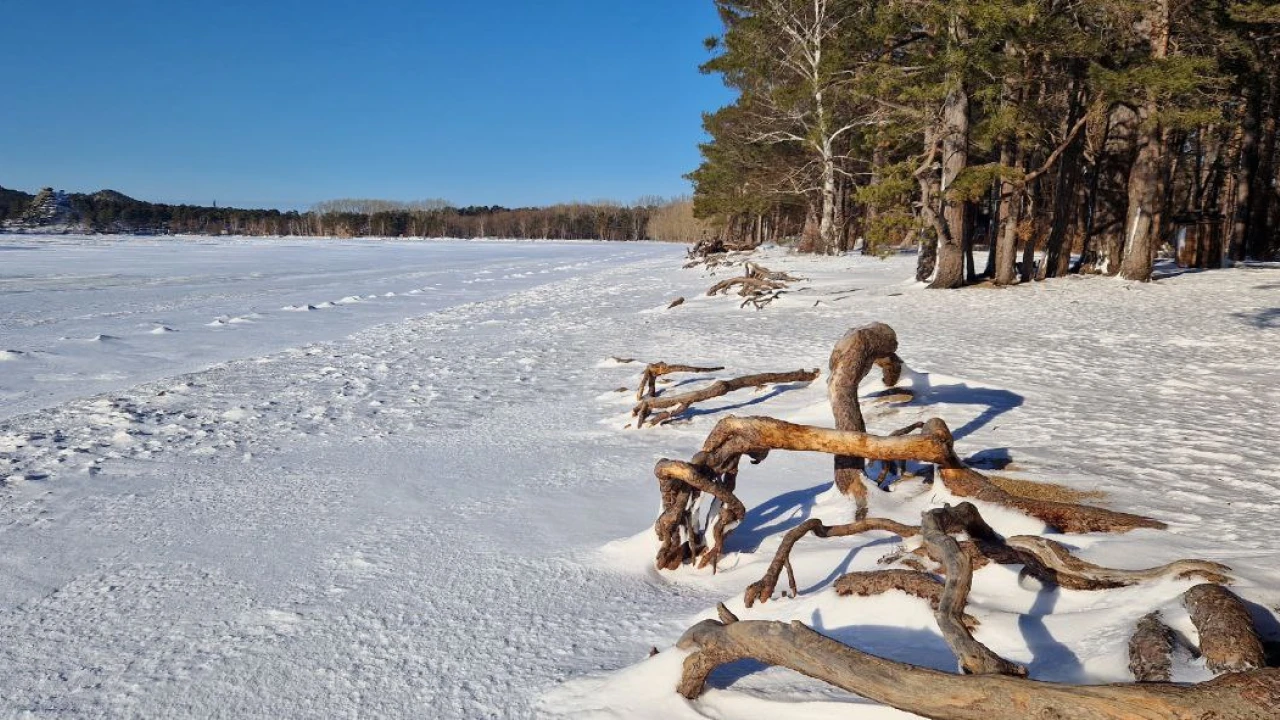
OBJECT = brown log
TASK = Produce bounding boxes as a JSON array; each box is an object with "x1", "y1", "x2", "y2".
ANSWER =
[
  {"x1": 633, "y1": 369, "x2": 819, "y2": 427},
  {"x1": 744, "y1": 261, "x2": 802, "y2": 283},
  {"x1": 676, "y1": 617, "x2": 1280, "y2": 719},
  {"x1": 828, "y1": 323, "x2": 905, "y2": 515},
  {"x1": 1184, "y1": 584, "x2": 1266, "y2": 674},
  {"x1": 1129, "y1": 612, "x2": 1176, "y2": 682},
  {"x1": 921, "y1": 505, "x2": 1026, "y2": 676},
  {"x1": 695, "y1": 415, "x2": 1163, "y2": 533},
  {"x1": 635, "y1": 362, "x2": 725, "y2": 401}
]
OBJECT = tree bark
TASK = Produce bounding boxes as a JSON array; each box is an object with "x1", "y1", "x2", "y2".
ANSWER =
[
  {"x1": 827, "y1": 323, "x2": 903, "y2": 514},
  {"x1": 1118, "y1": 0, "x2": 1171, "y2": 282},
  {"x1": 931, "y1": 78, "x2": 971, "y2": 289}
]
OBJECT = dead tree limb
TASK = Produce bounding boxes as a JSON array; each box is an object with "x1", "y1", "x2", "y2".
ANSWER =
[
  {"x1": 706, "y1": 276, "x2": 786, "y2": 297},
  {"x1": 743, "y1": 516, "x2": 920, "y2": 606},
  {"x1": 1004, "y1": 536, "x2": 1231, "y2": 589},
  {"x1": 633, "y1": 369, "x2": 819, "y2": 428},
  {"x1": 675, "y1": 617, "x2": 1280, "y2": 718},
  {"x1": 1185, "y1": 584, "x2": 1267, "y2": 674},
  {"x1": 695, "y1": 415, "x2": 1163, "y2": 533},
  {"x1": 921, "y1": 505, "x2": 1027, "y2": 676},
  {"x1": 744, "y1": 261, "x2": 803, "y2": 283},
  {"x1": 828, "y1": 323, "x2": 906, "y2": 517},
  {"x1": 635, "y1": 362, "x2": 724, "y2": 401},
  {"x1": 1129, "y1": 612, "x2": 1176, "y2": 682}
]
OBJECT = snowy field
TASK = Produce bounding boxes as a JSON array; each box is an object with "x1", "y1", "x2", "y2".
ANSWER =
[{"x1": 2, "y1": 235, "x2": 1279, "y2": 718}]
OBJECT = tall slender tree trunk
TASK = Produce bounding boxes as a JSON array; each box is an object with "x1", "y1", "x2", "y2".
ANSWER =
[
  {"x1": 1043, "y1": 73, "x2": 1088, "y2": 278},
  {"x1": 930, "y1": 79, "x2": 971, "y2": 288},
  {"x1": 1247, "y1": 66, "x2": 1278, "y2": 259},
  {"x1": 994, "y1": 143, "x2": 1024, "y2": 286},
  {"x1": 1118, "y1": 0, "x2": 1171, "y2": 282}
]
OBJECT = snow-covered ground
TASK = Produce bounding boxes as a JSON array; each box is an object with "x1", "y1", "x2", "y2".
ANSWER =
[{"x1": 2, "y1": 236, "x2": 1278, "y2": 718}]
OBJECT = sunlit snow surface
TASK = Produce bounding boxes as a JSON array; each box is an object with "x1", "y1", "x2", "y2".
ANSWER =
[{"x1": 2, "y1": 236, "x2": 1279, "y2": 718}]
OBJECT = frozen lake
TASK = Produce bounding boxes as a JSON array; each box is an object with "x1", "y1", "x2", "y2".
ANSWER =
[{"x1": 0, "y1": 236, "x2": 673, "y2": 419}]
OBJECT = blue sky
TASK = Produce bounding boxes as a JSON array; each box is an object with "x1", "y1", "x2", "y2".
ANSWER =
[{"x1": 0, "y1": 1, "x2": 734, "y2": 209}]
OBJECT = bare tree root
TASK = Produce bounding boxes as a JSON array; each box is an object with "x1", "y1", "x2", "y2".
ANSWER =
[
  {"x1": 744, "y1": 261, "x2": 802, "y2": 283},
  {"x1": 742, "y1": 502, "x2": 1222, "y2": 605},
  {"x1": 743, "y1": 517, "x2": 920, "y2": 607},
  {"x1": 1003, "y1": 535, "x2": 1231, "y2": 589},
  {"x1": 635, "y1": 362, "x2": 725, "y2": 401},
  {"x1": 828, "y1": 323, "x2": 906, "y2": 517},
  {"x1": 653, "y1": 459, "x2": 745, "y2": 571},
  {"x1": 694, "y1": 415, "x2": 1163, "y2": 533},
  {"x1": 833, "y1": 570, "x2": 980, "y2": 629},
  {"x1": 706, "y1": 275, "x2": 786, "y2": 297},
  {"x1": 1129, "y1": 612, "x2": 1176, "y2": 682},
  {"x1": 633, "y1": 369, "x2": 819, "y2": 427},
  {"x1": 1185, "y1": 584, "x2": 1267, "y2": 674},
  {"x1": 921, "y1": 504, "x2": 1028, "y2": 676},
  {"x1": 675, "y1": 616, "x2": 1280, "y2": 719}
]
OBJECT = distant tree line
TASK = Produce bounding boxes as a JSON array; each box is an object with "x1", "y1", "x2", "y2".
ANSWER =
[
  {"x1": 690, "y1": 0, "x2": 1280, "y2": 284},
  {"x1": 0, "y1": 186, "x2": 713, "y2": 243}
]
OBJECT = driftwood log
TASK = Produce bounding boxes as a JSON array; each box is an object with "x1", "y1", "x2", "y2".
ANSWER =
[
  {"x1": 633, "y1": 369, "x2": 819, "y2": 428},
  {"x1": 1184, "y1": 583, "x2": 1267, "y2": 673},
  {"x1": 676, "y1": 616, "x2": 1280, "y2": 719},
  {"x1": 696, "y1": 415, "x2": 1163, "y2": 533},
  {"x1": 634, "y1": 362, "x2": 724, "y2": 401},
  {"x1": 828, "y1": 323, "x2": 906, "y2": 518}
]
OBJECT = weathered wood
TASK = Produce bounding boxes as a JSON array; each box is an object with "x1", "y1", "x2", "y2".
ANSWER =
[
  {"x1": 694, "y1": 415, "x2": 1163, "y2": 533},
  {"x1": 633, "y1": 369, "x2": 819, "y2": 427},
  {"x1": 666, "y1": 296, "x2": 685, "y2": 309},
  {"x1": 832, "y1": 570, "x2": 978, "y2": 629},
  {"x1": 921, "y1": 504, "x2": 1027, "y2": 676},
  {"x1": 635, "y1": 362, "x2": 724, "y2": 401},
  {"x1": 828, "y1": 323, "x2": 905, "y2": 515},
  {"x1": 1184, "y1": 584, "x2": 1266, "y2": 674},
  {"x1": 1004, "y1": 536, "x2": 1230, "y2": 589},
  {"x1": 706, "y1": 275, "x2": 786, "y2": 297},
  {"x1": 676, "y1": 618, "x2": 1280, "y2": 719},
  {"x1": 1129, "y1": 612, "x2": 1176, "y2": 682},
  {"x1": 743, "y1": 517, "x2": 920, "y2": 606},
  {"x1": 652, "y1": 459, "x2": 745, "y2": 571}
]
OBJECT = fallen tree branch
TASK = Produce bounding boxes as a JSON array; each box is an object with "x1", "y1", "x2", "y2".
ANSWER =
[
  {"x1": 675, "y1": 617, "x2": 1280, "y2": 718},
  {"x1": 633, "y1": 369, "x2": 819, "y2": 428},
  {"x1": 635, "y1": 362, "x2": 724, "y2": 401},
  {"x1": 707, "y1": 275, "x2": 786, "y2": 297},
  {"x1": 695, "y1": 415, "x2": 1163, "y2": 533}
]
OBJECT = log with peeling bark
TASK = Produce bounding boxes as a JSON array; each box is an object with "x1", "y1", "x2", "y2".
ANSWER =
[
  {"x1": 675, "y1": 616, "x2": 1280, "y2": 719},
  {"x1": 632, "y1": 369, "x2": 819, "y2": 428},
  {"x1": 828, "y1": 323, "x2": 906, "y2": 517},
  {"x1": 634, "y1": 362, "x2": 725, "y2": 401},
  {"x1": 1129, "y1": 612, "x2": 1176, "y2": 682},
  {"x1": 1184, "y1": 583, "x2": 1266, "y2": 674},
  {"x1": 694, "y1": 415, "x2": 1163, "y2": 533}
]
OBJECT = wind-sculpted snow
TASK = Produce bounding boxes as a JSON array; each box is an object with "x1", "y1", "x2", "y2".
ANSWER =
[{"x1": 2, "y1": 239, "x2": 1279, "y2": 718}]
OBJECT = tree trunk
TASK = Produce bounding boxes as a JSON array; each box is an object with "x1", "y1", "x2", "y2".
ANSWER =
[
  {"x1": 931, "y1": 77, "x2": 970, "y2": 289},
  {"x1": 994, "y1": 142, "x2": 1024, "y2": 286},
  {"x1": 1118, "y1": 0, "x2": 1170, "y2": 282},
  {"x1": 1084, "y1": 105, "x2": 1140, "y2": 274},
  {"x1": 1043, "y1": 73, "x2": 1088, "y2": 278}
]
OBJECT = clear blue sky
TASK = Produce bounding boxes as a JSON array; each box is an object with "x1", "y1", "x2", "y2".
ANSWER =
[{"x1": 0, "y1": 1, "x2": 733, "y2": 210}]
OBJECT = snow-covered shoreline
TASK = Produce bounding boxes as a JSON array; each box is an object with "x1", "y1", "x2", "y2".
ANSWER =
[{"x1": 2, "y1": 239, "x2": 1278, "y2": 717}]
